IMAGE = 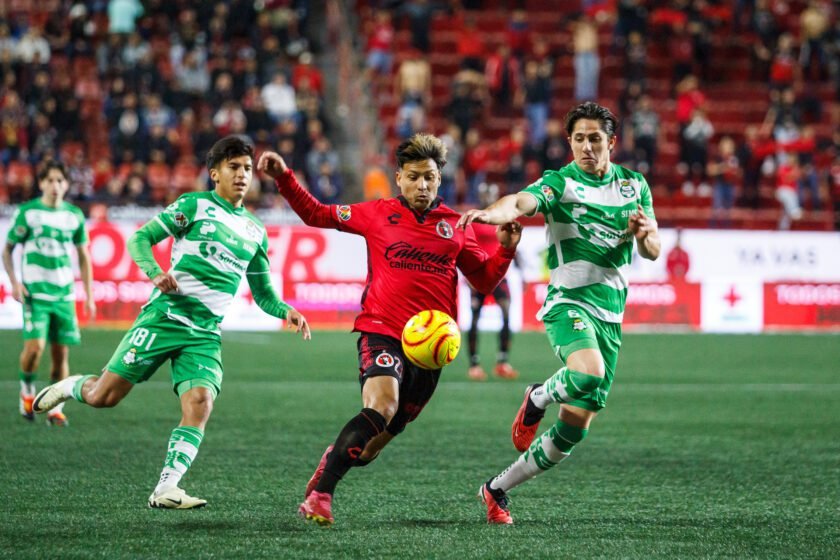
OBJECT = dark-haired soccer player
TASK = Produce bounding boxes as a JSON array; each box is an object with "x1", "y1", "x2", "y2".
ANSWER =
[
  {"x1": 33, "y1": 136, "x2": 311, "y2": 509},
  {"x1": 459, "y1": 102, "x2": 660, "y2": 524},
  {"x1": 259, "y1": 133, "x2": 522, "y2": 525},
  {"x1": 3, "y1": 160, "x2": 95, "y2": 426}
]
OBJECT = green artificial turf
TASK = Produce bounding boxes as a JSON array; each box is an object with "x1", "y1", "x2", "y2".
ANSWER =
[{"x1": 1, "y1": 329, "x2": 838, "y2": 559}]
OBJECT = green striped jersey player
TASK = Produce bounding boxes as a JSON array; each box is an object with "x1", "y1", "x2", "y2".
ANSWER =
[
  {"x1": 2, "y1": 160, "x2": 95, "y2": 426},
  {"x1": 459, "y1": 102, "x2": 661, "y2": 524},
  {"x1": 32, "y1": 136, "x2": 311, "y2": 510}
]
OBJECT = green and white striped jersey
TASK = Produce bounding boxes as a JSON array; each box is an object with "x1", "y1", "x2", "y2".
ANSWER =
[
  {"x1": 146, "y1": 191, "x2": 273, "y2": 334},
  {"x1": 523, "y1": 161, "x2": 655, "y2": 324},
  {"x1": 6, "y1": 199, "x2": 88, "y2": 302}
]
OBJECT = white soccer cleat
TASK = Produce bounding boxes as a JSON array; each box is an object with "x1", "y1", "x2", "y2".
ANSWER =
[
  {"x1": 148, "y1": 487, "x2": 207, "y2": 509},
  {"x1": 32, "y1": 375, "x2": 81, "y2": 414}
]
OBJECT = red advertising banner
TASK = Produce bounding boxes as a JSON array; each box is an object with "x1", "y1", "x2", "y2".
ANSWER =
[{"x1": 763, "y1": 282, "x2": 840, "y2": 329}]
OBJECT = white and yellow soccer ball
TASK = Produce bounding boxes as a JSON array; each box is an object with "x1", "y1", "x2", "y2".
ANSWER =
[{"x1": 401, "y1": 310, "x2": 461, "y2": 369}]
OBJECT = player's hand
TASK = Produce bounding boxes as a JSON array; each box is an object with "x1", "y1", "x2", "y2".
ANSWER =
[
  {"x1": 11, "y1": 282, "x2": 27, "y2": 303},
  {"x1": 85, "y1": 298, "x2": 97, "y2": 321},
  {"x1": 457, "y1": 209, "x2": 491, "y2": 229},
  {"x1": 152, "y1": 272, "x2": 179, "y2": 293},
  {"x1": 256, "y1": 151, "x2": 289, "y2": 179},
  {"x1": 496, "y1": 221, "x2": 523, "y2": 250},
  {"x1": 286, "y1": 309, "x2": 311, "y2": 340},
  {"x1": 627, "y1": 205, "x2": 657, "y2": 239}
]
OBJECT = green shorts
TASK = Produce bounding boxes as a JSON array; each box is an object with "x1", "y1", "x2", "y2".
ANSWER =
[
  {"x1": 23, "y1": 298, "x2": 80, "y2": 346},
  {"x1": 105, "y1": 307, "x2": 223, "y2": 399},
  {"x1": 543, "y1": 303, "x2": 622, "y2": 412}
]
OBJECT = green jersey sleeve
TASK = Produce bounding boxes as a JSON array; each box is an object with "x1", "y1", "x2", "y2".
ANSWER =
[
  {"x1": 6, "y1": 207, "x2": 29, "y2": 245},
  {"x1": 246, "y1": 235, "x2": 292, "y2": 320},
  {"x1": 521, "y1": 171, "x2": 565, "y2": 216},
  {"x1": 72, "y1": 207, "x2": 88, "y2": 245},
  {"x1": 638, "y1": 176, "x2": 656, "y2": 221},
  {"x1": 128, "y1": 219, "x2": 169, "y2": 280},
  {"x1": 155, "y1": 194, "x2": 198, "y2": 238}
]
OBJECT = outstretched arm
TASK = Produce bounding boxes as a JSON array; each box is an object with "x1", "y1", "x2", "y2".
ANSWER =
[
  {"x1": 246, "y1": 250, "x2": 311, "y2": 340},
  {"x1": 258, "y1": 151, "x2": 335, "y2": 229},
  {"x1": 456, "y1": 192, "x2": 538, "y2": 228},
  {"x1": 457, "y1": 224, "x2": 521, "y2": 295}
]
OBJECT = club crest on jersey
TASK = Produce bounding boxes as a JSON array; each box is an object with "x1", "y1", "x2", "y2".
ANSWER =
[
  {"x1": 14, "y1": 225, "x2": 27, "y2": 238},
  {"x1": 572, "y1": 318, "x2": 588, "y2": 331},
  {"x1": 173, "y1": 211, "x2": 188, "y2": 228},
  {"x1": 620, "y1": 180, "x2": 636, "y2": 198},
  {"x1": 375, "y1": 352, "x2": 395, "y2": 368},
  {"x1": 541, "y1": 184, "x2": 555, "y2": 201},
  {"x1": 122, "y1": 348, "x2": 137, "y2": 365},
  {"x1": 436, "y1": 220, "x2": 453, "y2": 239},
  {"x1": 337, "y1": 205, "x2": 351, "y2": 221},
  {"x1": 245, "y1": 220, "x2": 261, "y2": 241}
]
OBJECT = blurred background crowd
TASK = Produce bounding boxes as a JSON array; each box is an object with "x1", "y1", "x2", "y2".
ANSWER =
[{"x1": 0, "y1": 0, "x2": 838, "y2": 230}]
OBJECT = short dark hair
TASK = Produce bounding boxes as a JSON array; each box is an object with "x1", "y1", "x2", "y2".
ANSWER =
[
  {"x1": 206, "y1": 135, "x2": 255, "y2": 171},
  {"x1": 395, "y1": 133, "x2": 447, "y2": 171},
  {"x1": 564, "y1": 102, "x2": 618, "y2": 138},
  {"x1": 37, "y1": 159, "x2": 67, "y2": 182}
]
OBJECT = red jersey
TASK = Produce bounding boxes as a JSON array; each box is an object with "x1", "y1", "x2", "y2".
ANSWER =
[
  {"x1": 666, "y1": 247, "x2": 690, "y2": 280},
  {"x1": 276, "y1": 170, "x2": 515, "y2": 339}
]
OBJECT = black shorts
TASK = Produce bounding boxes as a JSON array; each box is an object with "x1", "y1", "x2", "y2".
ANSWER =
[
  {"x1": 471, "y1": 278, "x2": 510, "y2": 304},
  {"x1": 357, "y1": 332, "x2": 441, "y2": 436}
]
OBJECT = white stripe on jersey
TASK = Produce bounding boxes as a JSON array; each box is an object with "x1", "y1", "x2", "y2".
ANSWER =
[
  {"x1": 22, "y1": 262, "x2": 75, "y2": 286},
  {"x1": 23, "y1": 238, "x2": 68, "y2": 258},
  {"x1": 546, "y1": 221, "x2": 629, "y2": 250},
  {"x1": 561, "y1": 177, "x2": 643, "y2": 207},
  {"x1": 549, "y1": 260, "x2": 628, "y2": 292},
  {"x1": 171, "y1": 270, "x2": 234, "y2": 317},
  {"x1": 24, "y1": 209, "x2": 82, "y2": 231}
]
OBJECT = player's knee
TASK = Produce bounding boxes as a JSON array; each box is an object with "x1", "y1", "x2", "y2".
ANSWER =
[
  {"x1": 23, "y1": 340, "x2": 46, "y2": 360},
  {"x1": 371, "y1": 400, "x2": 398, "y2": 423}
]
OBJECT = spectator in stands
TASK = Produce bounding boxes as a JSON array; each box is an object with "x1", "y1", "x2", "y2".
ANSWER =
[
  {"x1": 147, "y1": 124, "x2": 176, "y2": 166},
  {"x1": 364, "y1": 9, "x2": 394, "y2": 78},
  {"x1": 687, "y1": 1, "x2": 713, "y2": 83},
  {"x1": 769, "y1": 33, "x2": 798, "y2": 91},
  {"x1": 142, "y1": 94, "x2": 176, "y2": 132},
  {"x1": 439, "y1": 123, "x2": 464, "y2": 206},
  {"x1": 276, "y1": 136, "x2": 305, "y2": 177},
  {"x1": 97, "y1": 175, "x2": 128, "y2": 205},
  {"x1": 16, "y1": 26, "x2": 50, "y2": 65},
  {"x1": 212, "y1": 101, "x2": 247, "y2": 137},
  {"x1": 108, "y1": 0, "x2": 144, "y2": 35},
  {"x1": 456, "y1": 15, "x2": 485, "y2": 72},
  {"x1": 680, "y1": 108, "x2": 714, "y2": 195},
  {"x1": 67, "y1": 151, "x2": 94, "y2": 201},
  {"x1": 122, "y1": 31, "x2": 150, "y2": 68},
  {"x1": 629, "y1": 93, "x2": 660, "y2": 177},
  {"x1": 395, "y1": 48, "x2": 432, "y2": 109},
  {"x1": 797, "y1": 126, "x2": 822, "y2": 210},
  {"x1": 306, "y1": 137, "x2": 340, "y2": 188},
  {"x1": 624, "y1": 31, "x2": 648, "y2": 86},
  {"x1": 485, "y1": 43, "x2": 520, "y2": 110},
  {"x1": 776, "y1": 153, "x2": 803, "y2": 229},
  {"x1": 262, "y1": 72, "x2": 298, "y2": 124},
  {"x1": 396, "y1": 100, "x2": 425, "y2": 140},
  {"x1": 111, "y1": 92, "x2": 144, "y2": 163},
  {"x1": 708, "y1": 136, "x2": 742, "y2": 227},
  {"x1": 521, "y1": 58, "x2": 552, "y2": 148},
  {"x1": 28, "y1": 112, "x2": 58, "y2": 165},
  {"x1": 736, "y1": 125, "x2": 764, "y2": 209},
  {"x1": 464, "y1": 128, "x2": 490, "y2": 204},
  {"x1": 666, "y1": 227, "x2": 690, "y2": 281},
  {"x1": 749, "y1": 0, "x2": 777, "y2": 81},
  {"x1": 669, "y1": 20, "x2": 694, "y2": 91},
  {"x1": 0, "y1": 23, "x2": 17, "y2": 60},
  {"x1": 174, "y1": 48, "x2": 211, "y2": 98},
  {"x1": 447, "y1": 80, "x2": 482, "y2": 140},
  {"x1": 312, "y1": 160, "x2": 342, "y2": 205},
  {"x1": 614, "y1": 0, "x2": 648, "y2": 51},
  {"x1": 399, "y1": 0, "x2": 448, "y2": 54},
  {"x1": 572, "y1": 13, "x2": 600, "y2": 101},
  {"x1": 799, "y1": 0, "x2": 830, "y2": 82},
  {"x1": 540, "y1": 119, "x2": 569, "y2": 172},
  {"x1": 292, "y1": 52, "x2": 323, "y2": 95},
  {"x1": 506, "y1": 9, "x2": 532, "y2": 61},
  {"x1": 242, "y1": 87, "x2": 274, "y2": 144}
]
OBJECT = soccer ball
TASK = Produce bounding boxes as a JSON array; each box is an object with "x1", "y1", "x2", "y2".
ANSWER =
[{"x1": 401, "y1": 310, "x2": 461, "y2": 370}]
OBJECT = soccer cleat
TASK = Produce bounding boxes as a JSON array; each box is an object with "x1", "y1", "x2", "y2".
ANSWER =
[
  {"x1": 298, "y1": 490, "x2": 334, "y2": 525},
  {"x1": 467, "y1": 365, "x2": 487, "y2": 381},
  {"x1": 304, "y1": 445, "x2": 334, "y2": 499},
  {"x1": 494, "y1": 363, "x2": 519, "y2": 379},
  {"x1": 148, "y1": 487, "x2": 207, "y2": 509},
  {"x1": 33, "y1": 375, "x2": 81, "y2": 414},
  {"x1": 511, "y1": 383, "x2": 546, "y2": 452},
  {"x1": 20, "y1": 393, "x2": 35, "y2": 421},
  {"x1": 46, "y1": 411, "x2": 68, "y2": 427},
  {"x1": 479, "y1": 480, "x2": 513, "y2": 525}
]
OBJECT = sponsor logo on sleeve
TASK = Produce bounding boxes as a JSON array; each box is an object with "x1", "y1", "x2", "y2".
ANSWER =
[
  {"x1": 541, "y1": 184, "x2": 555, "y2": 201},
  {"x1": 375, "y1": 352, "x2": 395, "y2": 368},
  {"x1": 337, "y1": 205, "x2": 352, "y2": 221},
  {"x1": 436, "y1": 220, "x2": 454, "y2": 239},
  {"x1": 173, "y1": 211, "x2": 189, "y2": 228}
]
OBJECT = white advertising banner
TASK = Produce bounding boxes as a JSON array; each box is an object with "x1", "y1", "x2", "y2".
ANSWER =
[{"x1": 701, "y1": 280, "x2": 765, "y2": 333}]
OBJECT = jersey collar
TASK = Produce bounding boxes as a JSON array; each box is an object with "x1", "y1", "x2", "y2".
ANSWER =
[
  {"x1": 397, "y1": 195, "x2": 442, "y2": 223},
  {"x1": 211, "y1": 191, "x2": 245, "y2": 214}
]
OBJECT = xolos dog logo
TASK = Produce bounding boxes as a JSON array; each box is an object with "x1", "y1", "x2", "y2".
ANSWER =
[{"x1": 375, "y1": 352, "x2": 395, "y2": 367}]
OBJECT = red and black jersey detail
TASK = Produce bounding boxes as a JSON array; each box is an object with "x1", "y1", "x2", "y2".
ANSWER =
[{"x1": 276, "y1": 170, "x2": 516, "y2": 340}]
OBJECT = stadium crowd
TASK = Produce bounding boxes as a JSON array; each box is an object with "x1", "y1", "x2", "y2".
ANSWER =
[{"x1": 0, "y1": 0, "x2": 838, "y2": 229}]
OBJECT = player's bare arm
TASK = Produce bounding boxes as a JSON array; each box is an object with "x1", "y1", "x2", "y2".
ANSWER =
[
  {"x1": 457, "y1": 192, "x2": 537, "y2": 228},
  {"x1": 2, "y1": 242, "x2": 27, "y2": 302},
  {"x1": 77, "y1": 244, "x2": 96, "y2": 319},
  {"x1": 257, "y1": 151, "x2": 289, "y2": 179},
  {"x1": 628, "y1": 204, "x2": 661, "y2": 261}
]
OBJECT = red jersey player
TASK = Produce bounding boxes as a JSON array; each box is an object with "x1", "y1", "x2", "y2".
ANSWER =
[{"x1": 257, "y1": 133, "x2": 522, "y2": 525}]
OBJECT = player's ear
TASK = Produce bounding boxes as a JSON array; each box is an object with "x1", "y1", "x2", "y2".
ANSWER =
[{"x1": 209, "y1": 167, "x2": 219, "y2": 183}]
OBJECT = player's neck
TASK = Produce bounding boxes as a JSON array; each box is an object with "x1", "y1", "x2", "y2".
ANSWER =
[
  {"x1": 40, "y1": 195, "x2": 62, "y2": 208},
  {"x1": 214, "y1": 189, "x2": 244, "y2": 209}
]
